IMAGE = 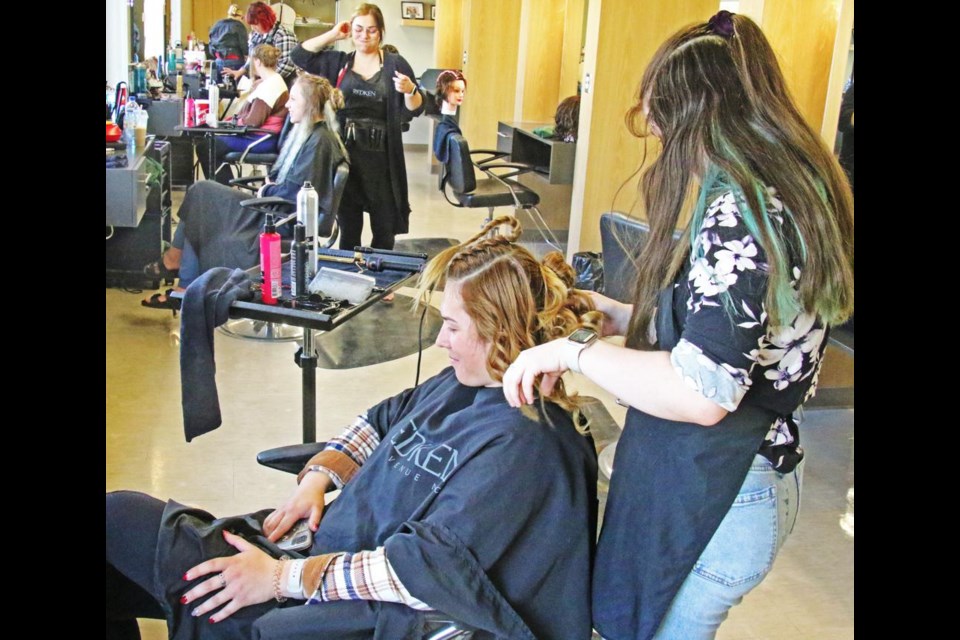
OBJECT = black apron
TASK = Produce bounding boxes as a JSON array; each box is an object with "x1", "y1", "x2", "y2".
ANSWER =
[{"x1": 591, "y1": 284, "x2": 776, "y2": 640}]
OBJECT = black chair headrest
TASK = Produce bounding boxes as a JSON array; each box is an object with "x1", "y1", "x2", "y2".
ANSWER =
[
  {"x1": 599, "y1": 212, "x2": 684, "y2": 303},
  {"x1": 319, "y1": 160, "x2": 350, "y2": 238},
  {"x1": 277, "y1": 113, "x2": 294, "y2": 149},
  {"x1": 445, "y1": 134, "x2": 476, "y2": 195}
]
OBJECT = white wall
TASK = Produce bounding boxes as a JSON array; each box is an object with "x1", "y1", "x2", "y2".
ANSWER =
[
  {"x1": 170, "y1": 0, "x2": 182, "y2": 46},
  {"x1": 143, "y1": 0, "x2": 166, "y2": 61},
  {"x1": 334, "y1": 1, "x2": 436, "y2": 144},
  {"x1": 106, "y1": 0, "x2": 130, "y2": 89}
]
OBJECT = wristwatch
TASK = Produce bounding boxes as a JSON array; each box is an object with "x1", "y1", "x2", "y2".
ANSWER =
[
  {"x1": 564, "y1": 328, "x2": 598, "y2": 374},
  {"x1": 286, "y1": 558, "x2": 306, "y2": 598}
]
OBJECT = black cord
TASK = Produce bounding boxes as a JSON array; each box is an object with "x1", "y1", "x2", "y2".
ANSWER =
[{"x1": 415, "y1": 303, "x2": 428, "y2": 387}]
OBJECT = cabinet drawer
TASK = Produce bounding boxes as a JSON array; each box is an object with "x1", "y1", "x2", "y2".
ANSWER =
[
  {"x1": 496, "y1": 122, "x2": 514, "y2": 154},
  {"x1": 106, "y1": 154, "x2": 149, "y2": 227}
]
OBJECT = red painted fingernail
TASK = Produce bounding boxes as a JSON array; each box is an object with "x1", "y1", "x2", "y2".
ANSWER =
[
  {"x1": 183, "y1": 573, "x2": 190, "y2": 580},
  {"x1": 180, "y1": 596, "x2": 188, "y2": 604},
  {"x1": 209, "y1": 618, "x2": 216, "y2": 624}
]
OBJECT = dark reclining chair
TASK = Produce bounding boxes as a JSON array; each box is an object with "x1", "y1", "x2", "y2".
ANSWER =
[
  {"x1": 439, "y1": 133, "x2": 543, "y2": 233},
  {"x1": 596, "y1": 212, "x2": 683, "y2": 478},
  {"x1": 222, "y1": 114, "x2": 293, "y2": 178},
  {"x1": 252, "y1": 440, "x2": 477, "y2": 640},
  {"x1": 252, "y1": 394, "x2": 621, "y2": 639}
]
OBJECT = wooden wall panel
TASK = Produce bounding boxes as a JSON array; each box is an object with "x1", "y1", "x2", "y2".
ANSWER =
[
  {"x1": 761, "y1": 0, "x2": 840, "y2": 133},
  {"x1": 518, "y1": 0, "x2": 566, "y2": 122},
  {"x1": 189, "y1": 0, "x2": 226, "y2": 42},
  {"x1": 819, "y1": 0, "x2": 854, "y2": 146},
  {"x1": 558, "y1": 0, "x2": 586, "y2": 100},
  {"x1": 433, "y1": 0, "x2": 464, "y2": 70},
  {"x1": 459, "y1": 0, "x2": 522, "y2": 149},
  {"x1": 181, "y1": 0, "x2": 193, "y2": 46},
  {"x1": 569, "y1": 0, "x2": 715, "y2": 256}
]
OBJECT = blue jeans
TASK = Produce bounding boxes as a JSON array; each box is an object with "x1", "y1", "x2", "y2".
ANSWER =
[
  {"x1": 652, "y1": 454, "x2": 804, "y2": 640},
  {"x1": 214, "y1": 57, "x2": 245, "y2": 84},
  {"x1": 171, "y1": 224, "x2": 201, "y2": 288}
]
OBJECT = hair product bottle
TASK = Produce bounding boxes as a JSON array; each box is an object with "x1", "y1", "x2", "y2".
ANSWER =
[
  {"x1": 296, "y1": 182, "x2": 320, "y2": 284},
  {"x1": 184, "y1": 90, "x2": 195, "y2": 127},
  {"x1": 290, "y1": 222, "x2": 306, "y2": 298},
  {"x1": 260, "y1": 214, "x2": 282, "y2": 304},
  {"x1": 207, "y1": 80, "x2": 220, "y2": 127}
]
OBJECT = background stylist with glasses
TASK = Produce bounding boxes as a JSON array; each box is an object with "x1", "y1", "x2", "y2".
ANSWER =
[{"x1": 291, "y1": 3, "x2": 424, "y2": 251}]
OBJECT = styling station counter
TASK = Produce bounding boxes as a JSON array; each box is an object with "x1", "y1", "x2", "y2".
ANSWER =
[
  {"x1": 106, "y1": 135, "x2": 156, "y2": 228},
  {"x1": 497, "y1": 121, "x2": 576, "y2": 250}
]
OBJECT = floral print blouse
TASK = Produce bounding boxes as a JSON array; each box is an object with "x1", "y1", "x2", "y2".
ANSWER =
[{"x1": 668, "y1": 188, "x2": 828, "y2": 457}]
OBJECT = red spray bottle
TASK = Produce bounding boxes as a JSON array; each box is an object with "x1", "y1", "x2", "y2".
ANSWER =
[
  {"x1": 184, "y1": 90, "x2": 195, "y2": 127},
  {"x1": 260, "y1": 214, "x2": 282, "y2": 304}
]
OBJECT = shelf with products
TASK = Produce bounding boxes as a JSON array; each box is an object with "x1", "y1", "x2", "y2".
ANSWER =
[{"x1": 400, "y1": 19, "x2": 434, "y2": 28}]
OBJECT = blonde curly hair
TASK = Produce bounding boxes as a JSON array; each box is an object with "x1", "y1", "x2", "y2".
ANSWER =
[{"x1": 416, "y1": 216, "x2": 603, "y2": 430}]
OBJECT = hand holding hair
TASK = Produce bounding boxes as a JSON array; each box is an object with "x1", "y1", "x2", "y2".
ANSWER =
[{"x1": 501, "y1": 339, "x2": 570, "y2": 408}]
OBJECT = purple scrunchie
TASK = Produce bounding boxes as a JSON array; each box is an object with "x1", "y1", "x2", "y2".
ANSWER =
[{"x1": 707, "y1": 10, "x2": 735, "y2": 38}]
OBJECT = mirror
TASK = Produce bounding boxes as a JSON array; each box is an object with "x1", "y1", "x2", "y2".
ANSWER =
[{"x1": 834, "y1": 27, "x2": 854, "y2": 199}]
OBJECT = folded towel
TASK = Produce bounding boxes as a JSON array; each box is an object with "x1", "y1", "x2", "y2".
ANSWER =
[{"x1": 180, "y1": 267, "x2": 255, "y2": 442}]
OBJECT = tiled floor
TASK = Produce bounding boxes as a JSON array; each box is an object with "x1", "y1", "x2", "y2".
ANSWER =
[{"x1": 106, "y1": 146, "x2": 854, "y2": 639}]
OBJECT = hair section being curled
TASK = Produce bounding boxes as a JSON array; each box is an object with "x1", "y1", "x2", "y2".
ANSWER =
[{"x1": 416, "y1": 216, "x2": 602, "y2": 430}]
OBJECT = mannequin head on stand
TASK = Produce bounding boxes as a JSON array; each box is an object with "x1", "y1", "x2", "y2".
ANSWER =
[{"x1": 436, "y1": 70, "x2": 467, "y2": 115}]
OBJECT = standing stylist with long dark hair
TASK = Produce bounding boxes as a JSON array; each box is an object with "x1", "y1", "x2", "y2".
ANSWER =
[
  {"x1": 290, "y1": 3, "x2": 424, "y2": 250},
  {"x1": 501, "y1": 11, "x2": 854, "y2": 640}
]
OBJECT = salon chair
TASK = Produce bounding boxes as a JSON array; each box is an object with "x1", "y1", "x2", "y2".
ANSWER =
[
  {"x1": 253, "y1": 440, "x2": 476, "y2": 639},
  {"x1": 596, "y1": 212, "x2": 685, "y2": 478},
  {"x1": 252, "y1": 395, "x2": 622, "y2": 639},
  {"x1": 439, "y1": 133, "x2": 542, "y2": 233},
  {"x1": 215, "y1": 160, "x2": 349, "y2": 341},
  {"x1": 418, "y1": 69, "x2": 445, "y2": 95},
  {"x1": 418, "y1": 69, "x2": 447, "y2": 119},
  {"x1": 595, "y1": 212, "x2": 649, "y2": 477},
  {"x1": 599, "y1": 212, "x2": 650, "y2": 304},
  {"x1": 216, "y1": 114, "x2": 293, "y2": 180}
]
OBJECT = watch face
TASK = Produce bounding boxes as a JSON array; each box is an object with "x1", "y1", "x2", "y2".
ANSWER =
[{"x1": 568, "y1": 328, "x2": 597, "y2": 344}]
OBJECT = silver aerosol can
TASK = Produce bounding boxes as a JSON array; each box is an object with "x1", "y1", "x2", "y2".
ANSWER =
[{"x1": 297, "y1": 181, "x2": 319, "y2": 283}]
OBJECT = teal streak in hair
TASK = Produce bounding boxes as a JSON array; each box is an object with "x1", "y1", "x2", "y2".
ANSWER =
[{"x1": 690, "y1": 162, "x2": 802, "y2": 327}]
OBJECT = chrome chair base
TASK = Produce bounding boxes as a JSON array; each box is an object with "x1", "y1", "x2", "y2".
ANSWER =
[{"x1": 217, "y1": 318, "x2": 303, "y2": 341}]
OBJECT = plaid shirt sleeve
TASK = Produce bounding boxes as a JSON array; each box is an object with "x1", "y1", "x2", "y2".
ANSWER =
[
  {"x1": 305, "y1": 414, "x2": 381, "y2": 488},
  {"x1": 305, "y1": 548, "x2": 433, "y2": 611},
  {"x1": 243, "y1": 32, "x2": 261, "y2": 71},
  {"x1": 272, "y1": 25, "x2": 299, "y2": 80}
]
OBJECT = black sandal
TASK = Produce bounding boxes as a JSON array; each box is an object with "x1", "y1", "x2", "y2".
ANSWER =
[
  {"x1": 143, "y1": 259, "x2": 180, "y2": 280},
  {"x1": 141, "y1": 289, "x2": 182, "y2": 313}
]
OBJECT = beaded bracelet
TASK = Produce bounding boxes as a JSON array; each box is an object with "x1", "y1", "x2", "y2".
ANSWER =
[{"x1": 273, "y1": 557, "x2": 289, "y2": 603}]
